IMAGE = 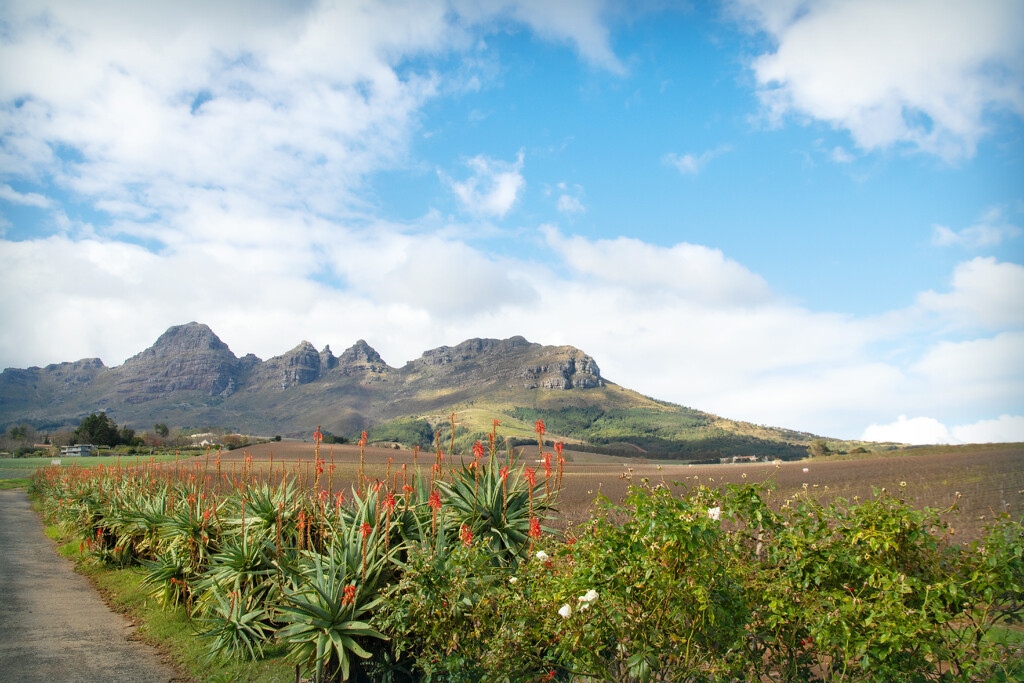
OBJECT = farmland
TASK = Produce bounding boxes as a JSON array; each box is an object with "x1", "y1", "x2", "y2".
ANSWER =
[{"x1": 194, "y1": 440, "x2": 1024, "y2": 543}]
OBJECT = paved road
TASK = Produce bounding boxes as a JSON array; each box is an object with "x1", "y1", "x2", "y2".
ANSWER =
[{"x1": 0, "y1": 489, "x2": 183, "y2": 682}]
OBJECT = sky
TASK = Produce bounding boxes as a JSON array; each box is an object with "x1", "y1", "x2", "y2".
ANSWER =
[{"x1": 1, "y1": 0, "x2": 1022, "y2": 444}]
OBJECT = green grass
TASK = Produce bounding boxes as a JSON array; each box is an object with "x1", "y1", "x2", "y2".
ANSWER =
[
  {"x1": 0, "y1": 478, "x2": 31, "y2": 489},
  {"x1": 0, "y1": 453, "x2": 185, "y2": 480},
  {"x1": 45, "y1": 523, "x2": 296, "y2": 683}
]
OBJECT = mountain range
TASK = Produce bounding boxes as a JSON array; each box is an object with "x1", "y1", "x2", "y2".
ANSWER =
[{"x1": 0, "y1": 322, "x2": 830, "y2": 460}]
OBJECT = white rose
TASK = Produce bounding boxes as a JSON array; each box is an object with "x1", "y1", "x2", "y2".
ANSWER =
[
  {"x1": 557, "y1": 604, "x2": 571, "y2": 619},
  {"x1": 535, "y1": 550, "x2": 549, "y2": 562}
]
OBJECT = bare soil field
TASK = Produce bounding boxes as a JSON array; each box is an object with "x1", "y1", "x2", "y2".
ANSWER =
[{"x1": 168, "y1": 441, "x2": 1024, "y2": 544}]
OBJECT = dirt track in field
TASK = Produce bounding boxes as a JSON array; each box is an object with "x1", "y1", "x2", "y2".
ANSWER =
[{"x1": 0, "y1": 489, "x2": 183, "y2": 682}]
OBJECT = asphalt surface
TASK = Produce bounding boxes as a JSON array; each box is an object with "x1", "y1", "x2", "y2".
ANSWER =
[{"x1": 0, "y1": 489, "x2": 183, "y2": 682}]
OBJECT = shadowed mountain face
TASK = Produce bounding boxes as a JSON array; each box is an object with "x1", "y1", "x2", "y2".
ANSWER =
[{"x1": 0, "y1": 322, "x2": 820, "y2": 459}]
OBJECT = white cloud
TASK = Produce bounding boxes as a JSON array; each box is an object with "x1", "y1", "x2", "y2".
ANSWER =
[
  {"x1": 456, "y1": 0, "x2": 626, "y2": 74},
  {"x1": 912, "y1": 332, "x2": 1024, "y2": 387},
  {"x1": 556, "y1": 194, "x2": 585, "y2": 214},
  {"x1": 0, "y1": 185, "x2": 51, "y2": 208},
  {"x1": 542, "y1": 226, "x2": 771, "y2": 306},
  {"x1": 441, "y1": 151, "x2": 525, "y2": 218},
  {"x1": 329, "y1": 230, "x2": 539, "y2": 318},
  {"x1": 830, "y1": 146, "x2": 855, "y2": 164},
  {"x1": 554, "y1": 182, "x2": 586, "y2": 214},
  {"x1": 931, "y1": 206, "x2": 1022, "y2": 248},
  {"x1": 734, "y1": 0, "x2": 1024, "y2": 160},
  {"x1": 862, "y1": 415, "x2": 951, "y2": 445},
  {"x1": 951, "y1": 415, "x2": 1024, "y2": 444},
  {"x1": 0, "y1": 0, "x2": 449, "y2": 225},
  {"x1": 862, "y1": 414, "x2": 1024, "y2": 445},
  {"x1": 917, "y1": 257, "x2": 1024, "y2": 329},
  {"x1": 663, "y1": 146, "x2": 732, "y2": 175}
]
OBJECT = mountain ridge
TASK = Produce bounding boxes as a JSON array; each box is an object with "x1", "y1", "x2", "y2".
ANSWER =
[{"x1": 0, "y1": 322, "x2": 829, "y2": 460}]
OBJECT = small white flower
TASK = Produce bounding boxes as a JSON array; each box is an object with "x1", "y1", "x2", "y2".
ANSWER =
[
  {"x1": 508, "y1": 577, "x2": 518, "y2": 584},
  {"x1": 578, "y1": 589, "x2": 599, "y2": 603},
  {"x1": 535, "y1": 550, "x2": 549, "y2": 562},
  {"x1": 558, "y1": 603, "x2": 571, "y2": 619},
  {"x1": 579, "y1": 603, "x2": 591, "y2": 611},
  {"x1": 802, "y1": 467, "x2": 809, "y2": 473},
  {"x1": 707, "y1": 506, "x2": 721, "y2": 521}
]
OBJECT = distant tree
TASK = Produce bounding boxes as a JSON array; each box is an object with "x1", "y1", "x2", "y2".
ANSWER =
[
  {"x1": 118, "y1": 426, "x2": 144, "y2": 448},
  {"x1": 808, "y1": 439, "x2": 831, "y2": 458},
  {"x1": 74, "y1": 413, "x2": 117, "y2": 446},
  {"x1": 154, "y1": 423, "x2": 170, "y2": 438},
  {"x1": 1, "y1": 423, "x2": 37, "y2": 451},
  {"x1": 222, "y1": 434, "x2": 248, "y2": 450},
  {"x1": 273, "y1": 435, "x2": 282, "y2": 442},
  {"x1": 321, "y1": 431, "x2": 348, "y2": 444}
]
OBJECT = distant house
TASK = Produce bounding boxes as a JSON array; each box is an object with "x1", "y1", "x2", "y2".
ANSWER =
[
  {"x1": 189, "y1": 433, "x2": 218, "y2": 447},
  {"x1": 60, "y1": 444, "x2": 97, "y2": 457},
  {"x1": 719, "y1": 455, "x2": 760, "y2": 464}
]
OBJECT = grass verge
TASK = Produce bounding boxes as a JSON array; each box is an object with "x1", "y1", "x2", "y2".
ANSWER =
[
  {"x1": 44, "y1": 521, "x2": 296, "y2": 683},
  {"x1": 0, "y1": 478, "x2": 31, "y2": 490}
]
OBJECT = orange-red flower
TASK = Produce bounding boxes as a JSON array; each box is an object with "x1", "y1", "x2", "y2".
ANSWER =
[
  {"x1": 360, "y1": 521, "x2": 372, "y2": 538},
  {"x1": 534, "y1": 420, "x2": 545, "y2": 436}
]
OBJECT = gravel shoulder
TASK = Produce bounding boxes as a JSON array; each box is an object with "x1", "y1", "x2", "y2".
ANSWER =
[{"x1": 0, "y1": 489, "x2": 184, "y2": 682}]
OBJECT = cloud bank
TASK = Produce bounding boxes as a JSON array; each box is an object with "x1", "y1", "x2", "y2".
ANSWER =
[{"x1": 734, "y1": 0, "x2": 1024, "y2": 160}]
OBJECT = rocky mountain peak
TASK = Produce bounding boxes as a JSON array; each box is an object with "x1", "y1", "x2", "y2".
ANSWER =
[
  {"x1": 112, "y1": 322, "x2": 240, "y2": 400},
  {"x1": 336, "y1": 340, "x2": 389, "y2": 379},
  {"x1": 130, "y1": 322, "x2": 232, "y2": 361},
  {"x1": 319, "y1": 345, "x2": 337, "y2": 371}
]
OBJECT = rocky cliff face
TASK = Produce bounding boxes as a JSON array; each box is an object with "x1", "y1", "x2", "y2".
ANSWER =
[
  {"x1": 410, "y1": 336, "x2": 536, "y2": 368},
  {"x1": 110, "y1": 322, "x2": 241, "y2": 401},
  {"x1": 400, "y1": 336, "x2": 604, "y2": 392},
  {"x1": 247, "y1": 341, "x2": 322, "y2": 389},
  {"x1": 517, "y1": 347, "x2": 603, "y2": 390}
]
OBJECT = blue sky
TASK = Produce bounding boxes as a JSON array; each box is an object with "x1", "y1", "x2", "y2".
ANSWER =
[{"x1": 1, "y1": 0, "x2": 1022, "y2": 443}]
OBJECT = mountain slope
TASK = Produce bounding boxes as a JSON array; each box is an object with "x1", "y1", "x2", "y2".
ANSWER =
[{"x1": 0, "y1": 322, "x2": 825, "y2": 460}]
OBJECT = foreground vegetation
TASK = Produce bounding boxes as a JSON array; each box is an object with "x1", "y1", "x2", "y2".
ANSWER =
[{"x1": 30, "y1": 424, "x2": 1024, "y2": 681}]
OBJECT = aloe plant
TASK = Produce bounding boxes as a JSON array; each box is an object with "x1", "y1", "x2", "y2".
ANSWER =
[
  {"x1": 196, "y1": 588, "x2": 274, "y2": 661},
  {"x1": 276, "y1": 548, "x2": 387, "y2": 682},
  {"x1": 437, "y1": 452, "x2": 555, "y2": 566}
]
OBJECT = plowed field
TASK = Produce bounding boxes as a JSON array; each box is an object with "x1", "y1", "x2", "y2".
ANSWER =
[{"x1": 178, "y1": 441, "x2": 1023, "y2": 543}]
